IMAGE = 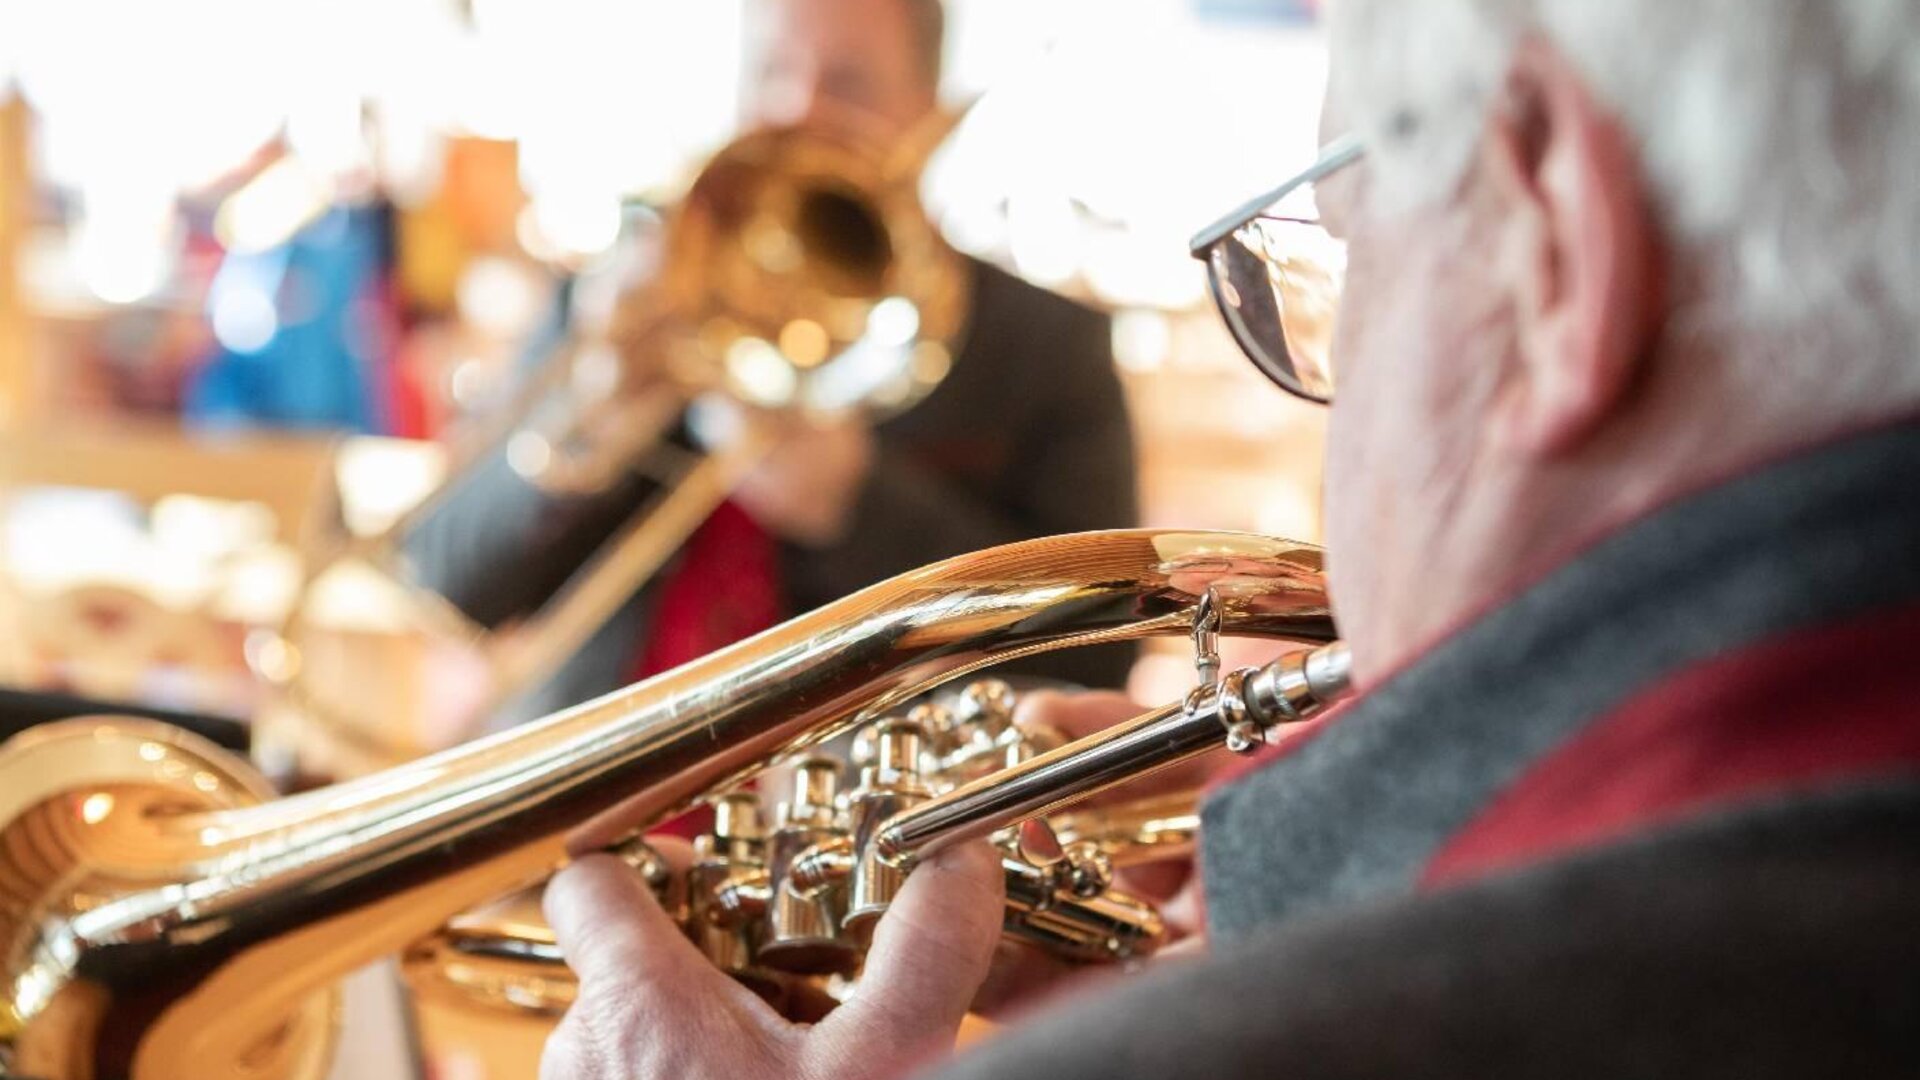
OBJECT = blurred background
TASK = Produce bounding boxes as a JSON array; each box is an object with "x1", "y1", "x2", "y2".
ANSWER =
[
  {"x1": 0, "y1": 0, "x2": 1328, "y2": 747},
  {"x1": 0, "y1": 2, "x2": 1333, "y2": 1077}
]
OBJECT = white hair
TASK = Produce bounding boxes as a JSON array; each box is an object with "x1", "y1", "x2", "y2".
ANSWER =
[{"x1": 1329, "y1": 0, "x2": 1920, "y2": 409}]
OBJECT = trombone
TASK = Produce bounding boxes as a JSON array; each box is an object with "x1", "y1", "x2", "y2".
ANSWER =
[{"x1": 249, "y1": 122, "x2": 973, "y2": 781}]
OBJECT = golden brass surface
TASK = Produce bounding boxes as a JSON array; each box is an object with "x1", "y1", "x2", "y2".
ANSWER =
[
  {"x1": 0, "y1": 529, "x2": 1332, "y2": 1080},
  {"x1": 397, "y1": 686, "x2": 1198, "y2": 1023},
  {"x1": 1052, "y1": 791, "x2": 1203, "y2": 868}
]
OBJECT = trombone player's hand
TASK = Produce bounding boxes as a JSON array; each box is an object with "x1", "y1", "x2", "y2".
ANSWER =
[
  {"x1": 541, "y1": 839, "x2": 1003, "y2": 1080},
  {"x1": 730, "y1": 411, "x2": 877, "y2": 548},
  {"x1": 682, "y1": 394, "x2": 876, "y2": 548}
]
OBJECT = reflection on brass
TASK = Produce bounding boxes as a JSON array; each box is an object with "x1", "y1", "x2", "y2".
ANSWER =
[
  {"x1": 1052, "y1": 791, "x2": 1204, "y2": 868},
  {"x1": 401, "y1": 685, "x2": 1271, "y2": 1022},
  {"x1": 0, "y1": 529, "x2": 1339, "y2": 1079}
]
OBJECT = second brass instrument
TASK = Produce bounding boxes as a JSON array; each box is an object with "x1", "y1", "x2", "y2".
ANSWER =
[{"x1": 252, "y1": 121, "x2": 971, "y2": 780}]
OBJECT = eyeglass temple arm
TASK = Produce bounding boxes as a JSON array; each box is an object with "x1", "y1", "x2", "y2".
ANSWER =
[{"x1": 1188, "y1": 134, "x2": 1366, "y2": 257}]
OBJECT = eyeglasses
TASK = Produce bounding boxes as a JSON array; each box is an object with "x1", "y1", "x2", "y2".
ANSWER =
[{"x1": 1189, "y1": 135, "x2": 1364, "y2": 404}]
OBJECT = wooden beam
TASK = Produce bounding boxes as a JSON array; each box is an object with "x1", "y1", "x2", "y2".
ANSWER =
[
  {"x1": 0, "y1": 421, "x2": 340, "y2": 547},
  {"x1": 0, "y1": 94, "x2": 30, "y2": 428}
]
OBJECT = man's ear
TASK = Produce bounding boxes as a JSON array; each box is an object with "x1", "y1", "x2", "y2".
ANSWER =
[{"x1": 1482, "y1": 38, "x2": 1664, "y2": 457}]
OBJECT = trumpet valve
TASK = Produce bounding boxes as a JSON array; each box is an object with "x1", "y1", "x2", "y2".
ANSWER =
[
  {"x1": 861, "y1": 715, "x2": 929, "y2": 790},
  {"x1": 843, "y1": 717, "x2": 931, "y2": 938},
  {"x1": 954, "y1": 679, "x2": 1016, "y2": 749},
  {"x1": 933, "y1": 679, "x2": 1026, "y2": 780},
  {"x1": 760, "y1": 757, "x2": 860, "y2": 976},
  {"x1": 779, "y1": 756, "x2": 842, "y2": 829},
  {"x1": 708, "y1": 868, "x2": 773, "y2": 926},
  {"x1": 700, "y1": 790, "x2": 768, "y2": 860},
  {"x1": 788, "y1": 835, "x2": 855, "y2": 894},
  {"x1": 1057, "y1": 841, "x2": 1116, "y2": 900},
  {"x1": 901, "y1": 701, "x2": 955, "y2": 765},
  {"x1": 688, "y1": 791, "x2": 770, "y2": 977},
  {"x1": 608, "y1": 835, "x2": 681, "y2": 918}
]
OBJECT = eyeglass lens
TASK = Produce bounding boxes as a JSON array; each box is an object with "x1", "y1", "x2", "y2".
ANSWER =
[{"x1": 1209, "y1": 213, "x2": 1344, "y2": 402}]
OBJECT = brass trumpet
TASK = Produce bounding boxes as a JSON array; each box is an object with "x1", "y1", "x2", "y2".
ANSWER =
[
  {"x1": 399, "y1": 684, "x2": 1211, "y2": 1021},
  {"x1": 0, "y1": 530, "x2": 1345, "y2": 1080}
]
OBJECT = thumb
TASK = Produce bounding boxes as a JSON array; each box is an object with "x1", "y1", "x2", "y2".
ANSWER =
[
  {"x1": 544, "y1": 854, "x2": 735, "y2": 1002},
  {"x1": 819, "y1": 840, "x2": 1004, "y2": 1059}
]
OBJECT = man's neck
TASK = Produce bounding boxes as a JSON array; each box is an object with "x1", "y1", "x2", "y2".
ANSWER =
[
  {"x1": 1362, "y1": 353, "x2": 1915, "y2": 687},
  {"x1": 1206, "y1": 416, "x2": 1920, "y2": 937}
]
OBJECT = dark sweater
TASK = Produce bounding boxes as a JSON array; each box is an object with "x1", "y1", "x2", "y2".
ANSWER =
[{"x1": 935, "y1": 419, "x2": 1920, "y2": 1079}]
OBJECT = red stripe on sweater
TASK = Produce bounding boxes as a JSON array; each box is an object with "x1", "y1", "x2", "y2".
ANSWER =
[{"x1": 1421, "y1": 603, "x2": 1920, "y2": 889}]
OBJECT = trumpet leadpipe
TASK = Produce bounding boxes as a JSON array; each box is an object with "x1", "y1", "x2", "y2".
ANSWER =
[{"x1": 874, "y1": 642, "x2": 1353, "y2": 868}]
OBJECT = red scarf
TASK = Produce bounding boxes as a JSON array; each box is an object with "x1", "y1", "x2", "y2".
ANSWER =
[
  {"x1": 631, "y1": 499, "x2": 784, "y2": 678},
  {"x1": 632, "y1": 499, "x2": 783, "y2": 839}
]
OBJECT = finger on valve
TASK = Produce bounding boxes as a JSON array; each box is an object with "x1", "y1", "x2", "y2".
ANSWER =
[
  {"x1": 544, "y1": 854, "x2": 743, "y2": 1006},
  {"x1": 815, "y1": 840, "x2": 1006, "y2": 1064}
]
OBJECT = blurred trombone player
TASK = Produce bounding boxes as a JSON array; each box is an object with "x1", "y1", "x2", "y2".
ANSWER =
[{"x1": 409, "y1": 0, "x2": 1139, "y2": 726}]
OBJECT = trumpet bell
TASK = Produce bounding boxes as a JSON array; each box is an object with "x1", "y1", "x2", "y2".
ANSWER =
[{"x1": 0, "y1": 719, "x2": 340, "y2": 1080}]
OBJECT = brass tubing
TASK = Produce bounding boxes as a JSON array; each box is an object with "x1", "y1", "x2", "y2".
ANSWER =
[
  {"x1": 874, "y1": 642, "x2": 1353, "y2": 868},
  {"x1": 0, "y1": 529, "x2": 1332, "y2": 1079},
  {"x1": 875, "y1": 700, "x2": 1195, "y2": 868},
  {"x1": 400, "y1": 855, "x2": 1175, "y2": 1018},
  {"x1": 485, "y1": 434, "x2": 768, "y2": 702},
  {"x1": 1050, "y1": 791, "x2": 1204, "y2": 868},
  {"x1": 1000, "y1": 858, "x2": 1163, "y2": 963}
]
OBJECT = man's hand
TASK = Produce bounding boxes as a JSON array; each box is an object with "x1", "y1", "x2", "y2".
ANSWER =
[
  {"x1": 541, "y1": 839, "x2": 1003, "y2": 1080},
  {"x1": 730, "y1": 414, "x2": 877, "y2": 548}
]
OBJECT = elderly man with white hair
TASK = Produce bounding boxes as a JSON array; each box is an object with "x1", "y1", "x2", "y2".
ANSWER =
[{"x1": 540, "y1": 2, "x2": 1920, "y2": 1077}]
